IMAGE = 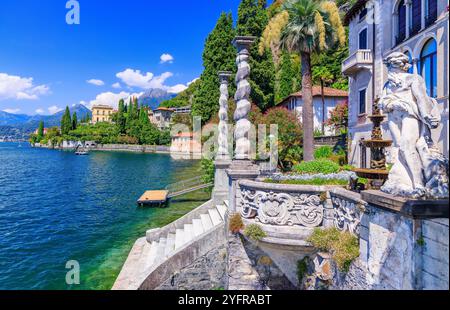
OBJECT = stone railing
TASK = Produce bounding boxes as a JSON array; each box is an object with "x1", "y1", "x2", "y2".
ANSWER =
[
  {"x1": 236, "y1": 180, "x2": 367, "y2": 236},
  {"x1": 329, "y1": 188, "x2": 367, "y2": 236},
  {"x1": 238, "y1": 180, "x2": 330, "y2": 228}
]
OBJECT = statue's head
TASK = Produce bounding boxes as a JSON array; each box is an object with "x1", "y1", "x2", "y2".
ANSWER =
[{"x1": 384, "y1": 52, "x2": 412, "y2": 72}]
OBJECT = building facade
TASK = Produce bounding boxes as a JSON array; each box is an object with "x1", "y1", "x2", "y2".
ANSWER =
[
  {"x1": 278, "y1": 86, "x2": 348, "y2": 136},
  {"x1": 151, "y1": 107, "x2": 174, "y2": 130},
  {"x1": 343, "y1": 0, "x2": 448, "y2": 168},
  {"x1": 91, "y1": 105, "x2": 115, "y2": 124}
]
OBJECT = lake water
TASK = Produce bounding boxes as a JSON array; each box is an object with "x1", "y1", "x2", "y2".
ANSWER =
[{"x1": 0, "y1": 142, "x2": 209, "y2": 290}]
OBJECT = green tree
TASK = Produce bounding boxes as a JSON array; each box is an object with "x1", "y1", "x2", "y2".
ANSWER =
[
  {"x1": 72, "y1": 112, "x2": 78, "y2": 130},
  {"x1": 277, "y1": 0, "x2": 345, "y2": 161},
  {"x1": 61, "y1": 106, "x2": 72, "y2": 135},
  {"x1": 192, "y1": 12, "x2": 236, "y2": 123},
  {"x1": 139, "y1": 107, "x2": 150, "y2": 126},
  {"x1": 117, "y1": 99, "x2": 126, "y2": 134},
  {"x1": 37, "y1": 121, "x2": 44, "y2": 141},
  {"x1": 237, "y1": 0, "x2": 276, "y2": 111},
  {"x1": 133, "y1": 97, "x2": 139, "y2": 120},
  {"x1": 276, "y1": 50, "x2": 295, "y2": 103}
]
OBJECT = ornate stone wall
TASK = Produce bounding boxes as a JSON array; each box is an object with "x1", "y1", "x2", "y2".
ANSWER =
[{"x1": 238, "y1": 180, "x2": 328, "y2": 229}]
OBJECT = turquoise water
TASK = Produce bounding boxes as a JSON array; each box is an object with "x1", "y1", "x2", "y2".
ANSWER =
[{"x1": 0, "y1": 142, "x2": 209, "y2": 290}]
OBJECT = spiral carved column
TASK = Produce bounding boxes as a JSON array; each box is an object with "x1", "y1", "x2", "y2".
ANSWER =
[
  {"x1": 233, "y1": 36, "x2": 255, "y2": 160},
  {"x1": 217, "y1": 71, "x2": 232, "y2": 159}
]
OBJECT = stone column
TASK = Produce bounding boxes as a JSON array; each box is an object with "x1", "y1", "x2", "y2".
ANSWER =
[
  {"x1": 233, "y1": 36, "x2": 255, "y2": 160},
  {"x1": 213, "y1": 72, "x2": 232, "y2": 205},
  {"x1": 226, "y1": 36, "x2": 260, "y2": 213},
  {"x1": 217, "y1": 71, "x2": 232, "y2": 160},
  {"x1": 405, "y1": 0, "x2": 411, "y2": 38}
]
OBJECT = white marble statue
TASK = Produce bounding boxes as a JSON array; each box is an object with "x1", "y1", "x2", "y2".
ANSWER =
[{"x1": 380, "y1": 52, "x2": 448, "y2": 199}]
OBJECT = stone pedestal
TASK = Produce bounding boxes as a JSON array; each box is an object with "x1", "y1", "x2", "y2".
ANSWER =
[
  {"x1": 226, "y1": 160, "x2": 260, "y2": 213},
  {"x1": 212, "y1": 159, "x2": 232, "y2": 205}
]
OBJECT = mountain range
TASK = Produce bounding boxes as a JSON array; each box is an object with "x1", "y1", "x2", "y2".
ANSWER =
[
  {"x1": 138, "y1": 88, "x2": 177, "y2": 111},
  {"x1": 0, "y1": 104, "x2": 91, "y2": 139}
]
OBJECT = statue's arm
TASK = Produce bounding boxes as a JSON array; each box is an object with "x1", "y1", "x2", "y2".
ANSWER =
[{"x1": 411, "y1": 76, "x2": 440, "y2": 128}]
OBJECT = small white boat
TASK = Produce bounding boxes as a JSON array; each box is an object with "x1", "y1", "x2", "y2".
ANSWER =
[{"x1": 75, "y1": 151, "x2": 89, "y2": 156}]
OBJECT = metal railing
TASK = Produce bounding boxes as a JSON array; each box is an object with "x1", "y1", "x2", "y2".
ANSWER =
[{"x1": 165, "y1": 176, "x2": 212, "y2": 198}]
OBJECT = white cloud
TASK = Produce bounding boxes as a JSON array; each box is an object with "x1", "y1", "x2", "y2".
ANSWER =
[
  {"x1": 87, "y1": 79, "x2": 105, "y2": 86},
  {"x1": 116, "y1": 69, "x2": 173, "y2": 90},
  {"x1": 168, "y1": 84, "x2": 188, "y2": 94},
  {"x1": 160, "y1": 53, "x2": 174, "y2": 64},
  {"x1": 48, "y1": 106, "x2": 63, "y2": 114},
  {"x1": 88, "y1": 91, "x2": 143, "y2": 109},
  {"x1": 0, "y1": 73, "x2": 50, "y2": 101},
  {"x1": 112, "y1": 82, "x2": 121, "y2": 89},
  {"x1": 2, "y1": 108, "x2": 20, "y2": 114},
  {"x1": 35, "y1": 108, "x2": 45, "y2": 114}
]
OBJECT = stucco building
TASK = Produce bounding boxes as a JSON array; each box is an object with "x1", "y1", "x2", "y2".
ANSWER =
[
  {"x1": 151, "y1": 107, "x2": 174, "y2": 130},
  {"x1": 343, "y1": 0, "x2": 448, "y2": 168},
  {"x1": 278, "y1": 86, "x2": 348, "y2": 136},
  {"x1": 91, "y1": 105, "x2": 115, "y2": 124}
]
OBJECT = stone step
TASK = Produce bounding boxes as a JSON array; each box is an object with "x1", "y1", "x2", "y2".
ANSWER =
[
  {"x1": 200, "y1": 213, "x2": 213, "y2": 231},
  {"x1": 183, "y1": 224, "x2": 195, "y2": 243},
  {"x1": 146, "y1": 241, "x2": 159, "y2": 268},
  {"x1": 164, "y1": 233, "x2": 176, "y2": 257},
  {"x1": 216, "y1": 205, "x2": 227, "y2": 220},
  {"x1": 140, "y1": 241, "x2": 154, "y2": 270},
  {"x1": 208, "y1": 208, "x2": 222, "y2": 226},
  {"x1": 192, "y1": 218, "x2": 204, "y2": 237},
  {"x1": 154, "y1": 238, "x2": 167, "y2": 265},
  {"x1": 174, "y1": 229, "x2": 185, "y2": 250}
]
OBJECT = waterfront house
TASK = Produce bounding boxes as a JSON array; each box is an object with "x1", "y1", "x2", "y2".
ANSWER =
[
  {"x1": 151, "y1": 107, "x2": 174, "y2": 130},
  {"x1": 277, "y1": 86, "x2": 348, "y2": 136},
  {"x1": 92, "y1": 105, "x2": 115, "y2": 124},
  {"x1": 342, "y1": 0, "x2": 448, "y2": 168},
  {"x1": 170, "y1": 132, "x2": 202, "y2": 156},
  {"x1": 33, "y1": 128, "x2": 49, "y2": 135}
]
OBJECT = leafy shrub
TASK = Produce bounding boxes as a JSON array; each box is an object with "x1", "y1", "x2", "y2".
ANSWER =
[
  {"x1": 244, "y1": 224, "x2": 267, "y2": 242},
  {"x1": 329, "y1": 154, "x2": 346, "y2": 166},
  {"x1": 229, "y1": 213, "x2": 244, "y2": 234},
  {"x1": 297, "y1": 257, "x2": 309, "y2": 284},
  {"x1": 340, "y1": 164, "x2": 355, "y2": 171},
  {"x1": 308, "y1": 228, "x2": 359, "y2": 272},
  {"x1": 314, "y1": 146, "x2": 333, "y2": 159},
  {"x1": 293, "y1": 159, "x2": 340, "y2": 175},
  {"x1": 357, "y1": 178, "x2": 369, "y2": 185}
]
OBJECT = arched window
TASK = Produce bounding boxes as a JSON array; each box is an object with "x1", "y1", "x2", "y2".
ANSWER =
[
  {"x1": 404, "y1": 51, "x2": 414, "y2": 74},
  {"x1": 420, "y1": 39, "x2": 437, "y2": 98},
  {"x1": 359, "y1": 28, "x2": 368, "y2": 49},
  {"x1": 396, "y1": 0, "x2": 406, "y2": 44}
]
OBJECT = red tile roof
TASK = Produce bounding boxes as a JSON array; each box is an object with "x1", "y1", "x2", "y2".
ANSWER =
[
  {"x1": 156, "y1": 107, "x2": 175, "y2": 112},
  {"x1": 278, "y1": 86, "x2": 348, "y2": 105}
]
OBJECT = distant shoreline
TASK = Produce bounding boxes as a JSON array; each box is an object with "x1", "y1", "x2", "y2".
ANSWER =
[{"x1": 31, "y1": 142, "x2": 202, "y2": 158}]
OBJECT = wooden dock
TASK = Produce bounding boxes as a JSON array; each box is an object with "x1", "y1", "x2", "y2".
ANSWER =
[{"x1": 137, "y1": 190, "x2": 169, "y2": 207}]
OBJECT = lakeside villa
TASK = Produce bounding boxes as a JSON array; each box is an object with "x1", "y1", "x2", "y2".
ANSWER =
[
  {"x1": 343, "y1": 0, "x2": 449, "y2": 168},
  {"x1": 91, "y1": 105, "x2": 116, "y2": 124}
]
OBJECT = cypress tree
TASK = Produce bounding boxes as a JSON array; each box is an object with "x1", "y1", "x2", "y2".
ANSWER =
[
  {"x1": 277, "y1": 51, "x2": 295, "y2": 103},
  {"x1": 117, "y1": 99, "x2": 126, "y2": 134},
  {"x1": 237, "y1": 0, "x2": 275, "y2": 111},
  {"x1": 133, "y1": 97, "x2": 139, "y2": 120},
  {"x1": 37, "y1": 121, "x2": 44, "y2": 139},
  {"x1": 192, "y1": 12, "x2": 236, "y2": 123},
  {"x1": 61, "y1": 106, "x2": 72, "y2": 135},
  {"x1": 139, "y1": 107, "x2": 150, "y2": 126},
  {"x1": 72, "y1": 112, "x2": 78, "y2": 130},
  {"x1": 127, "y1": 99, "x2": 134, "y2": 126}
]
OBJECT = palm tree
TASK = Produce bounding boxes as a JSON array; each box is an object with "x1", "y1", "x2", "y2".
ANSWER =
[{"x1": 263, "y1": 0, "x2": 345, "y2": 161}]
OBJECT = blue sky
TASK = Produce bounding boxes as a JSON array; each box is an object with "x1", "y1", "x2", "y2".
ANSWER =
[{"x1": 0, "y1": 0, "x2": 261, "y2": 115}]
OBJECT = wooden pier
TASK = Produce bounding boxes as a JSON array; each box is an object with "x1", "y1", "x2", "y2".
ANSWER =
[
  {"x1": 137, "y1": 176, "x2": 213, "y2": 207},
  {"x1": 137, "y1": 190, "x2": 169, "y2": 207}
]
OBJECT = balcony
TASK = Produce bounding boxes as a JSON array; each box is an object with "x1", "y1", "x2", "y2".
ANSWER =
[{"x1": 342, "y1": 49, "x2": 373, "y2": 76}]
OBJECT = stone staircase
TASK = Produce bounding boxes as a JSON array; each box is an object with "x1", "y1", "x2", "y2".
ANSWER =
[{"x1": 113, "y1": 202, "x2": 228, "y2": 290}]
